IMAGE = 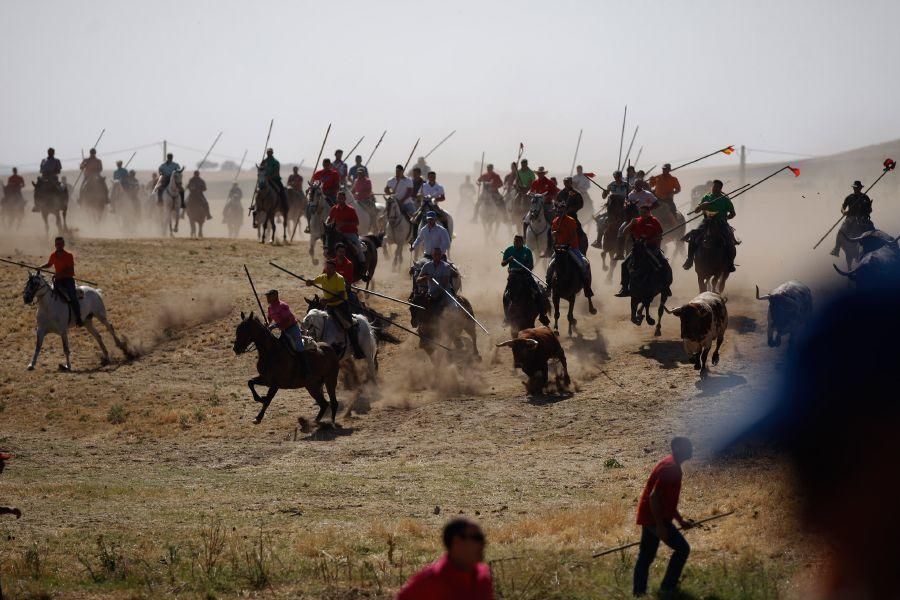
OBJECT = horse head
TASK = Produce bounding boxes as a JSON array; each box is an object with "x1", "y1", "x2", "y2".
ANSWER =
[
  {"x1": 233, "y1": 311, "x2": 266, "y2": 354},
  {"x1": 528, "y1": 194, "x2": 546, "y2": 219},
  {"x1": 23, "y1": 271, "x2": 46, "y2": 305},
  {"x1": 304, "y1": 295, "x2": 324, "y2": 313}
]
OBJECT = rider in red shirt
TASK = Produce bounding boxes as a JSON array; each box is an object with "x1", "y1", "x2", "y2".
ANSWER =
[
  {"x1": 6, "y1": 168, "x2": 25, "y2": 194},
  {"x1": 528, "y1": 166, "x2": 559, "y2": 201},
  {"x1": 616, "y1": 204, "x2": 666, "y2": 297},
  {"x1": 472, "y1": 164, "x2": 504, "y2": 221},
  {"x1": 311, "y1": 159, "x2": 341, "y2": 202},
  {"x1": 327, "y1": 191, "x2": 364, "y2": 264}
]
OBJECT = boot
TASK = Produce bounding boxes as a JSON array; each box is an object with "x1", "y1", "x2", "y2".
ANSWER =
[
  {"x1": 829, "y1": 245, "x2": 840, "y2": 257},
  {"x1": 349, "y1": 325, "x2": 365, "y2": 359},
  {"x1": 614, "y1": 286, "x2": 630, "y2": 297},
  {"x1": 682, "y1": 243, "x2": 695, "y2": 270}
]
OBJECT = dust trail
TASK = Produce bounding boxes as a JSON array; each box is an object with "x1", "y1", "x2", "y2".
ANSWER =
[{"x1": 125, "y1": 291, "x2": 232, "y2": 357}]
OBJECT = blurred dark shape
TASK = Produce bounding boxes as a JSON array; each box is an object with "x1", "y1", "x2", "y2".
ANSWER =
[{"x1": 726, "y1": 281, "x2": 900, "y2": 598}]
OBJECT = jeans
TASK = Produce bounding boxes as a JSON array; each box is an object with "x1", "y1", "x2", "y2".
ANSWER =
[
  {"x1": 632, "y1": 524, "x2": 690, "y2": 596},
  {"x1": 283, "y1": 323, "x2": 304, "y2": 353},
  {"x1": 56, "y1": 277, "x2": 82, "y2": 324}
]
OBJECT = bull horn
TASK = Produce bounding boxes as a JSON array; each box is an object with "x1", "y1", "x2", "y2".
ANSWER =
[
  {"x1": 832, "y1": 263, "x2": 854, "y2": 277},
  {"x1": 845, "y1": 233, "x2": 869, "y2": 243},
  {"x1": 755, "y1": 285, "x2": 770, "y2": 301},
  {"x1": 893, "y1": 233, "x2": 900, "y2": 243},
  {"x1": 663, "y1": 305, "x2": 675, "y2": 314},
  {"x1": 496, "y1": 339, "x2": 516, "y2": 347},
  {"x1": 524, "y1": 338, "x2": 539, "y2": 348}
]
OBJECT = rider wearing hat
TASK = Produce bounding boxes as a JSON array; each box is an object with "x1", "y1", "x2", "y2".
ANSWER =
[{"x1": 831, "y1": 180, "x2": 873, "y2": 257}]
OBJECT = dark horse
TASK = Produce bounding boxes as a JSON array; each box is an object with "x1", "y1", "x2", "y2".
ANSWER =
[
  {"x1": 547, "y1": 246, "x2": 596, "y2": 335},
  {"x1": 504, "y1": 270, "x2": 549, "y2": 337},
  {"x1": 324, "y1": 226, "x2": 384, "y2": 291},
  {"x1": 32, "y1": 177, "x2": 69, "y2": 235},
  {"x1": 597, "y1": 197, "x2": 631, "y2": 282},
  {"x1": 408, "y1": 268, "x2": 480, "y2": 361},
  {"x1": 627, "y1": 241, "x2": 673, "y2": 336},
  {"x1": 232, "y1": 312, "x2": 340, "y2": 424},
  {"x1": 693, "y1": 220, "x2": 733, "y2": 293},
  {"x1": 79, "y1": 176, "x2": 109, "y2": 223},
  {"x1": 253, "y1": 166, "x2": 289, "y2": 244}
]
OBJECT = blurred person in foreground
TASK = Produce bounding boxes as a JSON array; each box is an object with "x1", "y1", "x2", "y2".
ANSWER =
[
  {"x1": 396, "y1": 518, "x2": 493, "y2": 599},
  {"x1": 722, "y1": 280, "x2": 900, "y2": 599}
]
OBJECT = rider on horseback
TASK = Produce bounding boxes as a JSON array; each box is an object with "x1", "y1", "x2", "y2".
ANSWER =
[
  {"x1": 4, "y1": 168, "x2": 25, "y2": 199},
  {"x1": 416, "y1": 247, "x2": 456, "y2": 312},
  {"x1": 79, "y1": 148, "x2": 103, "y2": 195},
  {"x1": 548, "y1": 204, "x2": 596, "y2": 310},
  {"x1": 529, "y1": 167, "x2": 559, "y2": 256},
  {"x1": 411, "y1": 212, "x2": 452, "y2": 259},
  {"x1": 333, "y1": 150, "x2": 348, "y2": 187},
  {"x1": 187, "y1": 170, "x2": 213, "y2": 220},
  {"x1": 473, "y1": 164, "x2": 503, "y2": 222},
  {"x1": 351, "y1": 167, "x2": 377, "y2": 226},
  {"x1": 332, "y1": 243, "x2": 358, "y2": 300},
  {"x1": 593, "y1": 169, "x2": 629, "y2": 248},
  {"x1": 311, "y1": 158, "x2": 340, "y2": 205},
  {"x1": 501, "y1": 235, "x2": 550, "y2": 326},
  {"x1": 618, "y1": 179, "x2": 658, "y2": 258},
  {"x1": 305, "y1": 260, "x2": 365, "y2": 359},
  {"x1": 287, "y1": 166, "x2": 304, "y2": 195},
  {"x1": 615, "y1": 204, "x2": 666, "y2": 297},
  {"x1": 38, "y1": 236, "x2": 82, "y2": 326},
  {"x1": 557, "y1": 176, "x2": 587, "y2": 247},
  {"x1": 260, "y1": 148, "x2": 287, "y2": 206},
  {"x1": 263, "y1": 289, "x2": 307, "y2": 374},
  {"x1": 682, "y1": 179, "x2": 737, "y2": 272},
  {"x1": 649, "y1": 163, "x2": 681, "y2": 217},
  {"x1": 327, "y1": 191, "x2": 365, "y2": 266},
  {"x1": 830, "y1": 180, "x2": 872, "y2": 257},
  {"x1": 517, "y1": 159, "x2": 536, "y2": 195},
  {"x1": 113, "y1": 160, "x2": 128, "y2": 184},
  {"x1": 385, "y1": 164, "x2": 416, "y2": 221},
  {"x1": 157, "y1": 153, "x2": 184, "y2": 206},
  {"x1": 40, "y1": 148, "x2": 62, "y2": 183},
  {"x1": 348, "y1": 155, "x2": 365, "y2": 181}
]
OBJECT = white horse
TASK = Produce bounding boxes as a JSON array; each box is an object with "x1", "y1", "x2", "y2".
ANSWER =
[
  {"x1": 346, "y1": 190, "x2": 372, "y2": 236},
  {"x1": 154, "y1": 169, "x2": 183, "y2": 236},
  {"x1": 22, "y1": 272, "x2": 129, "y2": 371},
  {"x1": 306, "y1": 185, "x2": 329, "y2": 265},
  {"x1": 301, "y1": 309, "x2": 377, "y2": 378},
  {"x1": 524, "y1": 193, "x2": 551, "y2": 259},
  {"x1": 382, "y1": 195, "x2": 412, "y2": 271}
]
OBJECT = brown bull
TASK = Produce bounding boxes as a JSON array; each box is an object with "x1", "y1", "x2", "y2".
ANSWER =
[
  {"x1": 496, "y1": 326, "x2": 570, "y2": 394},
  {"x1": 666, "y1": 292, "x2": 728, "y2": 377}
]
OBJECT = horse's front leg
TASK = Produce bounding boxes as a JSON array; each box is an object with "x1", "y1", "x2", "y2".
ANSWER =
[
  {"x1": 28, "y1": 329, "x2": 45, "y2": 370},
  {"x1": 655, "y1": 296, "x2": 667, "y2": 337},
  {"x1": 253, "y1": 385, "x2": 278, "y2": 424},
  {"x1": 552, "y1": 295, "x2": 561, "y2": 334},
  {"x1": 567, "y1": 299, "x2": 576, "y2": 336},
  {"x1": 59, "y1": 331, "x2": 71, "y2": 371}
]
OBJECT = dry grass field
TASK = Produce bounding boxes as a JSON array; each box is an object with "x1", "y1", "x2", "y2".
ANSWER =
[{"x1": 4, "y1": 144, "x2": 900, "y2": 598}]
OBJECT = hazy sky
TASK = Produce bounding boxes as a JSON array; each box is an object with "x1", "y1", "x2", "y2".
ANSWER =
[{"x1": 2, "y1": 0, "x2": 898, "y2": 175}]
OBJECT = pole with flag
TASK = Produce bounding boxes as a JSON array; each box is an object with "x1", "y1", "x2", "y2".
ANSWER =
[{"x1": 670, "y1": 146, "x2": 735, "y2": 172}]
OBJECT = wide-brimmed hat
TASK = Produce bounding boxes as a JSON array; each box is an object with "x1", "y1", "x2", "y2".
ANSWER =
[
  {"x1": 535, "y1": 167, "x2": 549, "y2": 175},
  {"x1": 852, "y1": 180, "x2": 863, "y2": 188}
]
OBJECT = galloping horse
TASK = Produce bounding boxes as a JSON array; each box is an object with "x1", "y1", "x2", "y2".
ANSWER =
[
  {"x1": 626, "y1": 241, "x2": 673, "y2": 336},
  {"x1": 232, "y1": 312, "x2": 340, "y2": 425},
  {"x1": 323, "y1": 227, "x2": 384, "y2": 291},
  {"x1": 408, "y1": 265, "x2": 480, "y2": 361},
  {"x1": 301, "y1": 309, "x2": 378, "y2": 379},
  {"x1": 305, "y1": 184, "x2": 329, "y2": 265},
  {"x1": 253, "y1": 166, "x2": 288, "y2": 244},
  {"x1": 156, "y1": 168, "x2": 183, "y2": 236},
  {"x1": 524, "y1": 194, "x2": 551, "y2": 260},
  {"x1": 382, "y1": 195, "x2": 412, "y2": 271},
  {"x1": 547, "y1": 246, "x2": 595, "y2": 336},
  {"x1": 1, "y1": 184, "x2": 26, "y2": 230},
  {"x1": 185, "y1": 186, "x2": 209, "y2": 238},
  {"x1": 833, "y1": 215, "x2": 875, "y2": 270},
  {"x1": 22, "y1": 272, "x2": 130, "y2": 371},
  {"x1": 652, "y1": 206, "x2": 687, "y2": 261},
  {"x1": 597, "y1": 196, "x2": 627, "y2": 281},
  {"x1": 286, "y1": 187, "x2": 307, "y2": 239},
  {"x1": 32, "y1": 177, "x2": 69, "y2": 235},
  {"x1": 478, "y1": 186, "x2": 505, "y2": 242},
  {"x1": 504, "y1": 270, "x2": 550, "y2": 337},
  {"x1": 78, "y1": 176, "x2": 109, "y2": 224},
  {"x1": 694, "y1": 221, "x2": 733, "y2": 293}
]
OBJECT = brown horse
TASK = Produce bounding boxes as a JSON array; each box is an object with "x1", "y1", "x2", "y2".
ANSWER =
[{"x1": 232, "y1": 312, "x2": 340, "y2": 425}]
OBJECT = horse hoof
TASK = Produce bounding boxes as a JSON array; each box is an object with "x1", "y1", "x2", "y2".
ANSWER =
[
  {"x1": 58, "y1": 364, "x2": 70, "y2": 372},
  {"x1": 26, "y1": 364, "x2": 35, "y2": 371},
  {"x1": 654, "y1": 328, "x2": 662, "y2": 337},
  {"x1": 252, "y1": 417, "x2": 262, "y2": 425}
]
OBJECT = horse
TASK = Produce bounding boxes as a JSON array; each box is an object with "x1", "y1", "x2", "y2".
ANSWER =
[
  {"x1": 833, "y1": 215, "x2": 875, "y2": 270},
  {"x1": 32, "y1": 177, "x2": 69, "y2": 235},
  {"x1": 652, "y1": 205, "x2": 687, "y2": 260},
  {"x1": 382, "y1": 195, "x2": 413, "y2": 271},
  {"x1": 504, "y1": 270, "x2": 550, "y2": 337},
  {"x1": 22, "y1": 272, "x2": 130, "y2": 371},
  {"x1": 223, "y1": 198, "x2": 244, "y2": 238},
  {"x1": 304, "y1": 294, "x2": 402, "y2": 345},
  {"x1": 346, "y1": 194, "x2": 372, "y2": 237},
  {"x1": 1, "y1": 184, "x2": 26, "y2": 229},
  {"x1": 156, "y1": 169, "x2": 183, "y2": 236},
  {"x1": 110, "y1": 181, "x2": 141, "y2": 233},
  {"x1": 301, "y1": 308, "x2": 378, "y2": 379},
  {"x1": 232, "y1": 312, "x2": 340, "y2": 425},
  {"x1": 626, "y1": 241, "x2": 673, "y2": 336},
  {"x1": 305, "y1": 184, "x2": 329, "y2": 265},
  {"x1": 253, "y1": 167, "x2": 288, "y2": 244},
  {"x1": 78, "y1": 176, "x2": 109, "y2": 223},
  {"x1": 524, "y1": 194, "x2": 551, "y2": 260},
  {"x1": 597, "y1": 198, "x2": 628, "y2": 281},
  {"x1": 693, "y1": 220, "x2": 733, "y2": 293},
  {"x1": 412, "y1": 196, "x2": 454, "y2": 241},
  {"x1": 286, "y1": 187, "x2": 307, "y2": 238},
  {"x1": 478, "y1": 186, "x2": 505, "y2": 242},
  {"x1": 185, "y1": 186, "x2": 209, "y2": 238},
  {"x1": 408, "y1": 270, "x2": 480, "y2": 361},
  {"x1": 547, "y1": 245, "x2": 595, "y2": 335}
]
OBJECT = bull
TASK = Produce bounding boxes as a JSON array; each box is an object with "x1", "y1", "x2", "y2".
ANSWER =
[
  {"x1": 496, "y1": 326, "x2": 570, "y2": 394},
  {"x1": 755, "y1": 280, "x2": 813, "y2": 347},
  {"x1": 666, "y1": 292, "x2": 728, "y2": 377},
  {"x1": 833, "y1": 233, "x2": 900, "y2": 289}
]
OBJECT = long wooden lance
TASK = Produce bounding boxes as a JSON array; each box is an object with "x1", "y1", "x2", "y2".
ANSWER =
[
  {"x1": 348, "y1": 284, "x2": 425, "y2": 310},
  {"x1": 0, "y1": 257, "x2": 99, "y2": 286},
  {"x1": 592, "y1": 511, "x2": 734, "y2": 558},
  {"x1": 290, "y1": 123, "x2": 332, "y2": 243},
  {"x1": 250, "y1": 120, "x2": 274, "y2": 213},
  {"x1": 812, "y1": 158, "x2": 896, "y2": 250},
  {"x1": 233, "y1": 149, "x2": 248, "y2": 183},
  {"x1": 633, "y1": 146, "x2": 643, "y2": 170},
  {"x1": 343, "y1": 136, "x2": 365, "y2": 161},
  {"x1": 364, "y1": 130, "x2": 386, "y2": 168},
  {"x1": 402, "y1": 138, "x2": 420, "y2": 174},
  {"x1": 617, "y1": 105, "x2": 627, "y2": 171},
  {"x1": 476, "y1": 151, "x2": 485, "y2": 190},
  {"x1": 569, "y1": 128, "x2": 583, "y2": 176},
  {"x1": 269, "y1": 262, "x2": 451, "y2": 351},
  {"x1": 243, "y1": 264, "x2": 268, "y2": 325},
  {"x1": 423, "y1": 130, "x2": 456, "y2": 160},
  {"x1": 622, "y1": 126, "x2": 639, "y2": 171},
  {"x1": 71, "y1": 128, "x2": 106, "y2": 191},
  {"x1": 123, "y1": 152, "x2": 137, "y2": 169},
  {"x1": 671, "y1": 145, "x2": 735, "y2": 172},
  {"x1": 431, "y1": 278, "x2": 489, "y2": 334},
  {"x1": 198, "y1": 131, "x2": 223, "y2": 170}
]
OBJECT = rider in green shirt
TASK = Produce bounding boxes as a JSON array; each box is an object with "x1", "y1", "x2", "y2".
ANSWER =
[
  {"x1": 259, "y1": 148, "x2": 287, "y2": 205},
  {"x1": 516, "y1": 159, "x2": 536, "y2": 192},
  {"x1": 682, "y1": 179, "x2": 737, "y2": 272},
  {"x1": 500, "y1": 235, "x2": 549, "y2": 326}
]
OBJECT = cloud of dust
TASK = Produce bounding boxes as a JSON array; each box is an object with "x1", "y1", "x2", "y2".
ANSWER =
[{"x1": 125, "y1": 290, "x2": 233, "y2": 357}]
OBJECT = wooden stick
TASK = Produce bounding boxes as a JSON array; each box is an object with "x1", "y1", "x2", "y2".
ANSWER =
[
  {"x1": 617, "y1": 106, "x2": 627, "y2": 172},
  {"x1": 290, "y1": 123, "x2": 332, "y2": 243},
  {"x1": 592, "y1": 511, "x2": 734, "y2": 558},
  {"x1": 423, "y1": 130, "x2": 456, "y2": 159},
  {"x1": 569, "y1": 128, "x2": 583, "y2": 177},
  {"x1": 243, "y1": 264, "x2": 268, "y2": 325},
  {"x1": 197, "y1": 131, "x2": 223, "y2": 170},
  {"x1": 365, "y1": 130, "x2": 386, "y2": 168}
]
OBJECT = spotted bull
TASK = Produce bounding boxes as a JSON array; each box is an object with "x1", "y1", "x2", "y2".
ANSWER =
[
  {"x1": 496, "y1": 326, "x2": 570, "y2": 394},
  {"x1": 756, "y1": 280, "x2": 813, "y2": 347},
  {"x1": 667, "y1": 292, "x2": 728, "y2": 377}
]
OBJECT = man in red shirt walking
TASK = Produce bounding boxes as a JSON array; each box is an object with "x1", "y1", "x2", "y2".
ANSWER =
[
  {"x1": 396, "y1": 518, "x2": 493, "y2": 600},
  {"x1": 633, "y1": 437, "x2": 695, "y2": 597},
  {"x1": 38, "y1": 236, "x2": 82, "y2": 326},
  {"x1": 615, "y1": 204, "x2": 665, "y2": 297}
]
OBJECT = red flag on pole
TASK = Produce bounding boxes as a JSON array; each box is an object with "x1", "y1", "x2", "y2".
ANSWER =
[
  {"x1": 789, "y1": 166, "x2": 801, "y2": 177},
  {"x1": 721, "y1": 145, "x2": 735, "y2": 155},
  {"x1": 884, "y1": 158, "x2": 896, "y2": 171}
]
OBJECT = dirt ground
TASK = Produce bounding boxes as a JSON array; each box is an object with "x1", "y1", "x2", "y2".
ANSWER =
[{"x1": 2, "y1": 149, "x2": 897, "y2": 597}]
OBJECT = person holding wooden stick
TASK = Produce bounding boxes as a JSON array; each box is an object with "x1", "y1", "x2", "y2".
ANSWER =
[{"x1": 633, "y1": 437, "x2": 696, "y2": 597}]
